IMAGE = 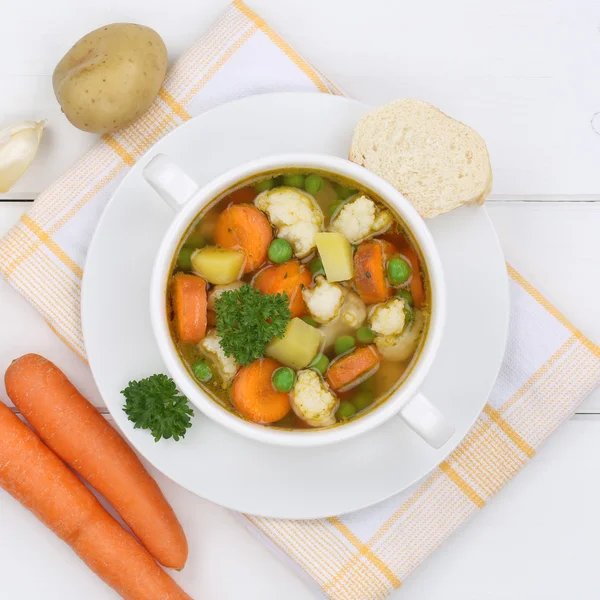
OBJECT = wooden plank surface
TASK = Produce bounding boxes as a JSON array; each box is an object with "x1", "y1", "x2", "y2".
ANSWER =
[
  {"x1": 1, "y1": 0, "x2": 599, "y2": 598},
  {"x1": 1, "y1": 0, "x2": 600, "y2": 198}
]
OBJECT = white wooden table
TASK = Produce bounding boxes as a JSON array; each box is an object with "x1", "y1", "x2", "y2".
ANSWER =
[{"x1": 2, "y1": 1, "x2": 600, "y2": 598}]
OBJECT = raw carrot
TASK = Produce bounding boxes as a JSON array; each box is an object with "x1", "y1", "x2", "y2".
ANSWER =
[
  {"x1": 0, "y1": 401, "x2": 191, "y2": 600},
  {"x1": 354, "y1": 240, "x2": 397, "y2": 304},
  {"x1": 215, "y1": 203, "x2": 272, "y2": 272},
  {"x1": 399, "y1": 246, "x2": 426, "y2": 308},
  {"x1": 171, "y1": 272, "x2": 207, "y2": 343},
  {"x1": 5, "y1": 354, "x2": 188, "y2": 570},
  {"x1": 253, "y1": 260, "x2": 312, "y2": 318},
  {"x1": 326, "y1": 345, "x2": 381, "y2": 391},
  {"x1": 231, "y1": 358, "x2": 291, "y2": 423}
]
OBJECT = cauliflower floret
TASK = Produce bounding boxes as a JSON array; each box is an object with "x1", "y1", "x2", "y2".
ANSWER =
[
  {"x1": 199, "y1": 329, "x2": 239, "y2": 385},
  {"x1": 374, "y1": 310, "x2": 425, "y2": 362},
  {"x1": 291, "y1": 369, "x2": 339, "y2": 427},
  {"x1": 339, "y1": 290, "x2": 368, "y2": 329},
  {"x1": 255, "y1": 187, "x2": 323, "y2": 258},
  {"x1": 369, "y1": 298, "x2": 406, "y2": 337},
  {"x1": 320, "y1": 289, "x2": 367, "y2": 350},
  {"x1": 330, "y1": 195, "x2": 393, "y2": 244},
  {"x1": 207, "y1": 281, "x2": 244, "y2": 310},
  {"x1": 302, "y1": 276, "x2": 344, "y2": 324},
  {"x1": 279, "y1": 222, "x2": 320, "y2": 259}
]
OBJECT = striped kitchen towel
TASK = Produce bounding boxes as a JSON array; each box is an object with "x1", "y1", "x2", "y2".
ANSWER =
[{"x1": 1, "y1": 2, "x2": 599, "y2": 599}]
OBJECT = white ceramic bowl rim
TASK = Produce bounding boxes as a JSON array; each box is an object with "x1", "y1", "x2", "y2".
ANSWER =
[{"x1": 149, "y1": 153, "x2": 446, "y2": 447}]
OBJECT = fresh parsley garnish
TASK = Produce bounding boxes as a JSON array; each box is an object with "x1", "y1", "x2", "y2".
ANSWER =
[
  {"x1": 121, "y1": 374, "x2": 194, "y2": 442},
  {"x1": 215, "y1": 283, "x2": 291, "y2": 365}
]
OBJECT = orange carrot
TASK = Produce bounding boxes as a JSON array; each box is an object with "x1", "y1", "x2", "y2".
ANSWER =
[
  {"x1": 215, "y1": 203, "x2": 272, "y2": 272},
  {"x1": 5, "y1": 354, "x2": 188, "y2": 570},
  {"x1": 171, "y1": 272, "x2": 207, "y2": 343},
  {"x1": 253, "y1": 260, "x2": 312, "y2": 318},
  {"x1": 354, "y1": 240, "x2": 397, "y2": 304},
  {"x1": 326, "y1": 345, "x2": 381, "y2": 391},
  {"x1": 231, "y1": 358, "x2": 291, "y2": 423},
  {"x1": 399, "y1": 246, "x2": 426, "y2": 309},
  {"x1": 0, "y1": 401, "x2": 191, "y2": 600}
]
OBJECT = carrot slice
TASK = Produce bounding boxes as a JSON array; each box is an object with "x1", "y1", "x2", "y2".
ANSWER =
[
  {"x1": 399, "y1": 246, "x2": 426, "y2": 309},
  {"x1": 253, "y1": 260, "x2": 312, "y2": 318},
  {"x1": 5, "y1": 354, "x2": 189, "y2": 570},
  {"x1": 215, "y1": 203, "x2": 272, "y2": 272},
  {"x1": 171, "y1": 273, "x2": 207, "y2": 343},
  {"x1": 231, "y1": 358, "x2": 291, "y2": 423},
  {"x1": 354, "y1": 240, "x2": 397, "y2": 304},
  {"x1": 326, "y1": 345, "x2": 381, "y2": 391},
  {"x1": 0, "y1": 401, "x2": 191, "y2": 600}
]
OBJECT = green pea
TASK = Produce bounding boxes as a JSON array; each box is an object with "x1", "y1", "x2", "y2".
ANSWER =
[
  {"x1": 177, "y1": 247, "x2": 195, "y2": 271},
  {"x1": 334, "y1": 184, "x2": 357, "y2": 200},
  {"x1": 356, "y1": 326, "x2": 375, "y2": 344},
  {"x1": 395, "y1": 288, "x2": 414, "y2": 306},
  {"x1": 309, "y1": 353, "x2": 330, "y2": 375},
  {"x1": 309, "y1": 256, "x2": 325, "y2": 276},
  {"x1": 282, "y1": 173, "x2": 306, "y2": 188},
  {"x1": 334, "y1": 335, "x2": 356, "y2": 356},
  {"x1": 268, "y1": 239, "x2": 293, "y2": 263},
  {"x1": 352, "y1": 389, "x2": 374, "y2": 412},
  {"x1": 387, "y1": 257, "x2": 412, "y2": 285},
  {"x1": 183, "y1": 230, "x2": 206, "y2": 249},
  {"x1": 192, "y1": 360, "x2": 213, "y2": 383},
  {"x1": 336, "y1": 401, "x2": 357, "y2": 421},
  {"x1": 272, "y1": 367, "x2": 296, "y2": 393},
  {"x1": 304, "y1": 174, "x2": 323, "y2": 195},
  {"x1": 254, "y1": 177, "x2": 277, "y2": 193},
  {"x1": 301, "y1": 316, "x2": 318, "y2": 328}
]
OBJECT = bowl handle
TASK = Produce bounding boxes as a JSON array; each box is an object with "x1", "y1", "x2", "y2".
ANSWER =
[
  {"x1": 399, "y1": 393, "x2": 455, "y2": 449},
  {"x1": 142, "y1": 153, "x2": 199, "y2": 211}
]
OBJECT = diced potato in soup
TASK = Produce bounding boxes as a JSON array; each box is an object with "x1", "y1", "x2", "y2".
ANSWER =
[
  {"x1": 191, "y1": 246, "x2": 245, "y2": 284},
  {"x1": 167, "y1": 169, "x2": 429, "y2": 430},
  {"x1": 266, "y1": 318, "x2": 323, "y2": 369},
  {"x1": 314, "y1": 232, "x2": 354, "y2": 282}
]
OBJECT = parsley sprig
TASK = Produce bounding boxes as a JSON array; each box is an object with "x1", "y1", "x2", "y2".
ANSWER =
[
  {"x1": 215, "y1": 284, "x2": 291, "y2": 365},
  {"x1": 121, "y1": 374, "x2": 194, "y2": 442}
]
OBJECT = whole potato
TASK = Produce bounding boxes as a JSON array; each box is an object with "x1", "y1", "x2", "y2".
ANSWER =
[{"x1": 53, "y1": 23, "x2": 168, "y2": 134}]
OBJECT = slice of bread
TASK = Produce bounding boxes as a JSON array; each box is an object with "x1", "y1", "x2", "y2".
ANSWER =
[{"x1": 349, "y1": 99, "x2": 492, "y2": 219}]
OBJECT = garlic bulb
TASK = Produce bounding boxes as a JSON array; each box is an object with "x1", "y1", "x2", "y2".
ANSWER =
[{"x1": 0, "y1": 120, "x2": 45, "y2": 192}]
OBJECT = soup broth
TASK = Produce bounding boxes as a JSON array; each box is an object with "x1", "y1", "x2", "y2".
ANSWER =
[{"x1": 167, "y1": 169, "x2": 429, "y2": 430}]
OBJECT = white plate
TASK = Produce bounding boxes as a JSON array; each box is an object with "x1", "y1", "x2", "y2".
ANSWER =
[{"x1": 82, "y1": 93, "x2": 509, "y2": 519}]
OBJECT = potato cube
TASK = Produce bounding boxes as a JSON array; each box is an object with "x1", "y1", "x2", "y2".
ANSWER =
[
  {"x1": 191, "y1": 246, "x2": 245, "y2": 285},
  {"x1": 315, "y1": 232, "x2": 354, "y2": 282},
  {"x1": 266, "y1": 318, "x2": 323, "y2": 369}
]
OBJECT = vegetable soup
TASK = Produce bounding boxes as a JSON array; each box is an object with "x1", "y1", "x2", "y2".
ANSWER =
[{"x1": 167, "y1": 170, "x2": 430, "y2": 430}]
